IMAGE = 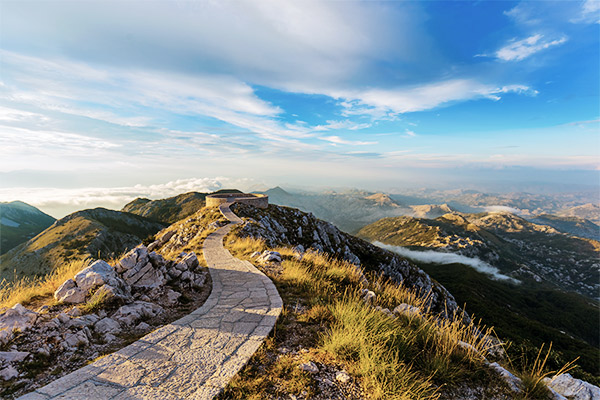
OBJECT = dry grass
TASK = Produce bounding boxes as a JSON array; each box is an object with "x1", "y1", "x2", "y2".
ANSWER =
[
  {"x1": 223, "y1": 229, "x2": 506, "y2": 399},
  {"x1": 0, "y1": 258, "x2": 90, "y2": 310}
]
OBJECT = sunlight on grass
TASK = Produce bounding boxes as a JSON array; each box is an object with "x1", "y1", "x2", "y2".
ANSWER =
[{"x1": 0, "y1": 258, "x2": 90, "y2": 309}]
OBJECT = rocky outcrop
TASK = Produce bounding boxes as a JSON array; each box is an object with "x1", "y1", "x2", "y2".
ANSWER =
[
  {"x1": 0, "y1": 244, "x2": 209, "y2": 389},
  {"x1": 543, "y1": 373, "x2": 600, "y2": 400},
  {"x1": 232, "y1": 203, "x2": 458, "y2": 315}
]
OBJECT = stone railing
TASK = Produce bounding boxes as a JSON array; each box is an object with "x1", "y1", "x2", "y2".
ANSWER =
[{"x1": 205, "y1": 193, "x2": 268, "y2": 209}]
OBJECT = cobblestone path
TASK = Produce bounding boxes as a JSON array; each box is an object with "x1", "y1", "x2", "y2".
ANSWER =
[{"x1": 20, "y1": 202, "x2": 282, "y2": 400}]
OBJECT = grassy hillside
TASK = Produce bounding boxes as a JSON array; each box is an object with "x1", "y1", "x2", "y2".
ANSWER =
[
  {"x1": 0, "y1": 208, "x2": 164, "y2": 282},
  {"x1": 122, "y1": 189, "x2": 242, "y2": 224},
  {"x1": 415, "y1": 262, "x2": 599, "y2": 383},
  {"x1": 0, "y1": 201, "x2": 56, "y2": 255},
  {"x1": 530, "y1": 214, "x2": 599, "y2": 241}
]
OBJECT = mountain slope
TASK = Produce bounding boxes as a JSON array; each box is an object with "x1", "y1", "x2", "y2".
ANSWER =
[
  {"x1": 0, "y1": 201, "x2": 56, "y2": 255},
  {"x1": 558, "y1": 203, "x2": 600, "y2": 224},
  {"x1": 531, "y1": 214, "x2": 600, "y2": 240},
  {"x1": 231, "y1": 202, "x2": 458, "y2": 315},
  {"x1": 122, "y1": 189, "x2": 243, "y2": 224},
  {"x1": 358, "y1": 212, "x2": 600, "y2": 299},
  {"x1": 0, "y1": 208, "x2": 165, "y2": 281},
  {"x1": 260, "y1": 187, "x2": 410, "y2": 234}
]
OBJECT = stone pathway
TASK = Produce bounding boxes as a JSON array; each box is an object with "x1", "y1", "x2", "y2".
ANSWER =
[{"x1": 19, "y1": 203, "x2": 282, "y2": 400}]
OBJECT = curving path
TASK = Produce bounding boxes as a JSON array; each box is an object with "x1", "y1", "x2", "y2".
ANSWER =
[{"x1": 19, "y1": 203, "x2": 282, "y2": 400}]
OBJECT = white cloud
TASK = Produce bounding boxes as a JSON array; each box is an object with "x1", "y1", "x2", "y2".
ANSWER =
[
  {"x1": 571, "y1": 0, "x2": 600, "y2": 24},
  {"x1": 312, "y1": 120, "x2": 372, "y2": 132},
  {"x1": 332, "y1": 79, "x2": 537, "y2": 116},
  {"x1": 319, "y1": 136, "x2": 377, "y2": 146},
  {"x1": 405, "y1": 129, "x2": 417, "y2": 137},
  {"x1": 375, "y1": 242, "x2": 520, "y2": 283},
  {"x1": 483, "y1": 205, "x2": 523, "y2": 214},
  {"x1": 0, "y1": 177, "x2": 263, "y2": 218},
  {"x1": 494, "y1": 34, "x2": 567, "y2": 61}
]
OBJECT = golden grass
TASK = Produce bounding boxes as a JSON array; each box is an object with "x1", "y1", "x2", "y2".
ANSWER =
[{"x1": 0, "y1": 258, "x2": 90, "y2": 309}]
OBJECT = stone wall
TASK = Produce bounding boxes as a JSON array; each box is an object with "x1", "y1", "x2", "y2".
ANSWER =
[{"x1": 205, "y1": 193, "x2": 268, "y2": 209}]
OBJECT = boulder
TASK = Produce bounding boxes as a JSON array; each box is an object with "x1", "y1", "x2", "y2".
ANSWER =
[
  {"x1": 112, "y1": 301, "x2": 163, "y2": 327},
  {"x1": 94, "y1": 317, "x2": 121, "y2": 334},
  {"x1": 55, "y1": 287, "x2": 86, "y2": 304},
  {"x1": 0, "y1": 365, "x2": 18, "y2": 381},
  {"x1": 63, "y1": 330, "x2": 89, "y2": 349},
  {"x1": 489, "y1": 362, "x2": 521, "y2": 392},
  {"x1": 543, "y1": 373, "x2": 600, "y2": 400},
  {"x1": 183, "y1": 252, "x2": 199, "y2": 270},
  {"x1": 74, "y1": 260, "x2": 118, "y2": 293},
  {"x1": 0, "y1": 351, "x2": 29, "y2": 363},
  {"x1": 0, "y1": 303, "x2": 38, "y2": 341},
  {"x1": 258, "y1": 251, "x2": 282, "y2": 263}
]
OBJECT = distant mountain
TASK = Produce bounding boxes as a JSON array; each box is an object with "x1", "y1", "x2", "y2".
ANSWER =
[
  {"x1": 0, "y1": 208, "x2": 164, "y2": 281},
  {"x1": 358, "y1": 212, "x2": 600, "y2": 299},
  {"x1": 558, "y1": 203, "x2": 600, "y2": 224},
  {"x1": 122, "y1": 189, "x2": 242, "y2": 224},
  {"x1": 259, "y1": 187, "x2": 409, "y2": 233},
  {"x1": 410, "y1": 203, "x2": 454, "y2": 219},
  {"x1": 531, "y1": 214, "x2": 600, "y2": 241},
  {"x1": 0, "y1": 201, "x2": 56, "y2": 255}
]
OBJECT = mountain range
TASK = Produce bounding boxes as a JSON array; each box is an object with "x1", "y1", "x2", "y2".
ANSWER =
[{"x1": 0, "y1": 201, "x2": 55, "y2": 255}]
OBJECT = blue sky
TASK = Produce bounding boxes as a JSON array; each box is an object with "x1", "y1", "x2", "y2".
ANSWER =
[{"x1": 0, "y1": 0, "x2": 598, "y2": 215}]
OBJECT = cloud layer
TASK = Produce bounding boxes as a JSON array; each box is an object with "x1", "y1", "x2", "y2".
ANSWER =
[{"x1": 375, "y1": 242, "x2": 519, "y2": 283}]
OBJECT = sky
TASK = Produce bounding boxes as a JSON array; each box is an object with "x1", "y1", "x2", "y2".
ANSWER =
[{"x1": 0, "y1": 0, "x2": 599, "y2": 217}]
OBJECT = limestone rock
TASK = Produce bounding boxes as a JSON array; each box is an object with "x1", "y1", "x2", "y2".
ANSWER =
[
  {"x1": 298, "y1": 361, "x2": 319, "y2": 373},
  {"x1": 0, "y1": 365, "x2": 19, "y2": 380},
  {"x1": 74, "y1": 260, "x2": 116, "y2": 292},
  {"x1": 543, "y1": 373, "x2": 600, "y2": 400},
  {"x1": 362, "y1": 289, "x2": 376, "y2": 304},
  {"x1": 336, "y1": 370, "x2": 351, "y2": 383},
  {"x1": 63, "y1": 330, "x2": 89, "y2": 349},
  {"x1": 183, "y1": 252, "x2": 199, "y2": 270},
  {"x1": 112, "y1": 301, "x2": 163, "y2": 326},
  {"x1": 393, "y1": 303, "x2": 421, "y2": 318},
  {"x1": 0, "y1": 303, "x2": 38, "y2": 342},
  {"x1": 258, "y1": 251, "x2": 282, "y2": 263},
  {"x1": 0, "y1": 351, "x2": 29, "y2": 363},
  {"x1": 94, "y1": 317, "x2": 121, "y2": 334},
  {"x1": 489, "y1": 362, "x2": 521, "y2": 392}
]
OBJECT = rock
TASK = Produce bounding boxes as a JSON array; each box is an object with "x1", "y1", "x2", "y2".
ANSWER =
[
  {"x1": 393, "y1": 303, "x2": 421, "y2": 318},
  {"x1": 489, "y1": 362, "x2": 521, "y2": 392},
  {"x1": 126, "y1": 262, "x2": 167, "y2": 290},
  {"x1": 0, "y1": 365, "x2": 19, "y2": 380},
  {"x1": 183, "y1": 252, "x2": 199, "y2": 270},
  {"x1": 193, "y1": 274, "x2": 206, "y2": 288},
  {"x1": 457, "y1": 340, "x2": 478, "y2": 354},
  {"x1": 148, "y1": 251, "x2": 166, "y2": 267},
  {"x1": 543, "y1": 373, "x2": 600, "y2": 400},
  {"x1": 258, "y1": 251, "x2": 282, "y2": 263},
  {"x1": 335, "y1": 370, "x2": 351, "y2": 383},
  {"x1": 135, "y1": 322, "x2": 150, "y2": 331},
  {"x1": 181, "y1": 271, "x2": 193, "y2": 282},
  {"x1": 103, "y1": 333, "x2": 117, "y2": 344},
  {"x1": 55, "y1": 287, "x2": 86, "y2": 304},
  {"x1": 57, "y1": 312, "x2": 70, "y2": 324},
  {"x1": 112, "y1": 301, "x2": 163, "y2": 326},
  {"x1": 174, "y1": 261, "x2": 188, "y2": 272},
  {"x1": 298, "y1": 361, "x2": 319, "y2": 373},
  {"x1": 250, "y1": 251, "x2": 261, "y2": 258},
  {"x1": 168, "y1": 268, "x2": 183, "y2": 279},
  {"x1": 0, "y1": 304, "x2": 38, "y2": 338},
  {"x1": 0, "y1": 351, "x2": 29, "y2": 363},
  {"x1": 362, "y1": 290, "x2": 376, "y2": 304},
  {"x1": 74, "y1": 260, "x2": 117, "y2": 293},
  {"x1": 67, "y1": 307, "x2": 82, "y2": 317},
  {"x1": 63, "y1": 330, "x2": 89, "y2": 348},
  {"x1": 94, "y1": 317, "x2": 121, "y2": 334},
  {"x1": 165, "y1": 289, "x2": 181, "y2": 305}
]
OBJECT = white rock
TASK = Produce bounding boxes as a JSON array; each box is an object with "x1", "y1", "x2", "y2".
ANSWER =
[
  {"x1": 335, "y1": 371, "x2": 351, "y2": 383},
  {"x1": 250, "y1": 251, "x2": 261, "y2": 258},
  {"x1": 54, "y1": 279, "x2": 76, "y2": 301},
  {"x1": 362, "y1": 290, "x2": 376, "y2": 304},
  {"x1": 0, "y1": 365, "x2": 19, "y2": 380},
  {"x1": 393, "y1": 303, "x2": 421, "y2": 317},
  {"x1": 0, "y1": 303, "x2": 38, "y2": 340},
  {"x1": 0, "y1": 351, "x2": 29, "y2": 363},
  {"x1": 489, "y1": 362, "x2": 521, "y2": 392},
  {"x1": 56, "y1": 287, "x2": 86, "y2": 304},
  {"x1": 74, "y1": 260, "x2": 117, "y2": 293},
  {"x1": 298, "y1": 361, "x2": 319, "y2": 373},
  {"x1": 112, "y1": 301, "x2": 163, "y2": 326},
  {"x1": 259, "y1": 251, "x2": 282, "y2": 263},
  {"x1": 94, "y1": 317, "x2": 121, "y2": 334},
  {"x1": 544, "y1": 373, "x2": 600, "y2": 400}
]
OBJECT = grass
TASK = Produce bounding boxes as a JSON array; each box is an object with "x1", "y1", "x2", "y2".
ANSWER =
[
  {"x1": 221, "y1": 232, "x2": 515, "y2": 399},
  {"x1": 0, "y1": 258, "x2": 90, "y2": 310}
]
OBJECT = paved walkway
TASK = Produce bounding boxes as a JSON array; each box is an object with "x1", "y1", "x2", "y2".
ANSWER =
[{"x1": 20, "y1": 203, "x2": 282, "y2": 400}]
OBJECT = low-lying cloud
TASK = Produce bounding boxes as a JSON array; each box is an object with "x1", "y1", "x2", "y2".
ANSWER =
[
  {"x1": 374, "y1": 241, "x2": 519, "y2": 283},
  {"x1": 0, "y1": 177, "x2": 262, "y2": 219}
]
